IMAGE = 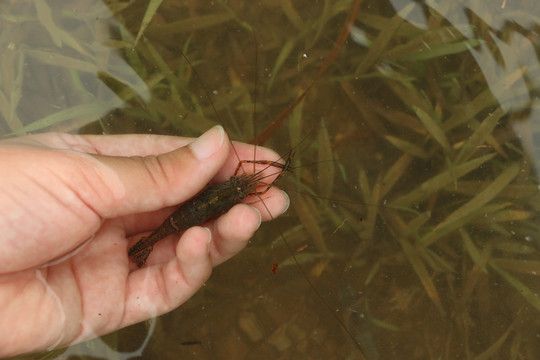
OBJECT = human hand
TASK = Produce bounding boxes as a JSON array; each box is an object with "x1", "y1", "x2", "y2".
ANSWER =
[{"x1": 0, "y1": 126, "x2": 289, "y2": 357}]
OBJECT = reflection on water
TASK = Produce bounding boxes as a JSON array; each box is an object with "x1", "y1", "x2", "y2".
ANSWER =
[
  {"x1": 0, "y1": 0, "x2": 149, "y2": 135},
  {"x1": 3, "y1": 0, "x2": 540, "y2": 358}
]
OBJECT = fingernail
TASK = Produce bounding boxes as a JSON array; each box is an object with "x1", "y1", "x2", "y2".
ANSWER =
[
  {"x1": 190, "y1": 125, "x2": 225, "y2": 160},
  {"x1": 202, "y1": 227, "x2": 212, "y2": 244},
  {"x1": 252, "y1": 206, "x2": 262, "y2": 228},
  {"x1": 280, "y1": 191, "x2": 290, "y2": 214}
]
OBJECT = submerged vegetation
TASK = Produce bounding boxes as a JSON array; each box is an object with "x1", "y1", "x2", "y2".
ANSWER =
[{"x1": 3, "y1": 0, "x2": 540, "y2": 358}]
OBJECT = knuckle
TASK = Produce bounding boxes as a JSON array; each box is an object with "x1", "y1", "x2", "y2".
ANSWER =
[{"x1": 142, "y1": 154, "x2": 177, "y2": 191}]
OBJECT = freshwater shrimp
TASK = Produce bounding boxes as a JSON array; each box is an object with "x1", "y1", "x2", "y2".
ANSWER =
[{"x1": 128, "y1": 156, "x2": 291, "y2": 267}]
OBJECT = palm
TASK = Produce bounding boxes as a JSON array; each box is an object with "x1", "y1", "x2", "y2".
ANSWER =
[{"x1": 4, "y1": 222, "x2": 131, "y2": 351}]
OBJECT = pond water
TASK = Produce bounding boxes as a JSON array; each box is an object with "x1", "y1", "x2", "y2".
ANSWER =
[{"x1": 3, "y1": 0, "x2": 540, "y2": 359}]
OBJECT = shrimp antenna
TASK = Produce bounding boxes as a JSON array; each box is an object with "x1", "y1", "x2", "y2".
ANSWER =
[
  {"x1": 177, "y1": 50, "x2": 244, "y2": 165},
  {"x1": 251, "y1": 34, "x2": 259, "y2": 176}
]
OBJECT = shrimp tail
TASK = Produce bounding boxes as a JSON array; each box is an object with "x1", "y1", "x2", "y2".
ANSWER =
[{"x1": 128, "y1": 237, "x2": 154, "y2": 267}]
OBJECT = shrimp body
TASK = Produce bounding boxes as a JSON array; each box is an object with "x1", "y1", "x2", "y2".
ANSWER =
[{"x1": 128, "y1": 174, "x2": 258, "y2": 267}]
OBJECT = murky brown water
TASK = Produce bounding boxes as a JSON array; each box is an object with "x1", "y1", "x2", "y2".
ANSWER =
[{"x1": 3, "y1": 0, "x2": 540, "y2": 359}]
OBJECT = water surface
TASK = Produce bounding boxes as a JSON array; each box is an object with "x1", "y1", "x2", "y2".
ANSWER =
[{"x1": 3, "y1": 0, "x2": 540, "y2": 359}]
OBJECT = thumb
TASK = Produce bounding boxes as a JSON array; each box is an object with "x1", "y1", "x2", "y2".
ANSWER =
[{"x1": 91, "y1": 125, "x2": 229, "y2": 217}]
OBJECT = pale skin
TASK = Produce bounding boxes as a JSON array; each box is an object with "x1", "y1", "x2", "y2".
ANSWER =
[{"x1": 0, "y1": 126, "x2": 289, "y2": 357}]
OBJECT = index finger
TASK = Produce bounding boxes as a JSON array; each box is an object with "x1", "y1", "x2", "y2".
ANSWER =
[
  {"x1": 7, "y1": 133, "x2": 192, "y2": 156},
  {"x1": 11, "y1": 133, "x2": 282, "y2": 171}
]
